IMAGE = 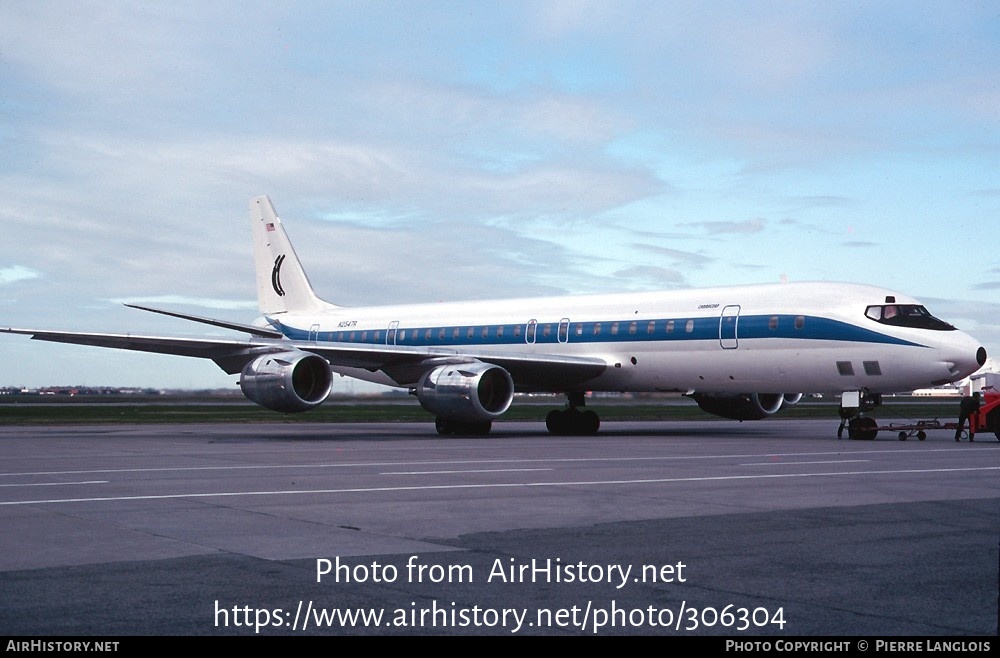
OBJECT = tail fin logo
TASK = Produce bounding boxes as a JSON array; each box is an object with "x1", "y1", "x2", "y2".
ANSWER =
[{"x1": 271, "y1": 255, "x2": 286, "y2": 297}]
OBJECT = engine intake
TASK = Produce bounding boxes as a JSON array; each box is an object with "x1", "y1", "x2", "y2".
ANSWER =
[
  {"x1": 416, "y1": 362, "x2": 514, "y2": 422},
  {"x1": 692, "y1": 392, "x2": 802, "y2": 421},
  {"x1": 239, "y1": 351, "x2": 333, "y2": 413}
]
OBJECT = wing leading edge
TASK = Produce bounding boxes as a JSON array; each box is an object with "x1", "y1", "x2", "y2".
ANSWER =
[{"x1": 1, "y1": 326, "x2": 607, "y2": 388}]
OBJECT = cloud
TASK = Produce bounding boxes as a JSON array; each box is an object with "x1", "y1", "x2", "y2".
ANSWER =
[
  {"x1": 109, "y1": 296, "x2": 257, "y2": 311},
  {"x1": 284, "y1": 218, "x2": 602, "y2": 305},
  {"x1": 679, "y1": 218, "x2": 766, "y2": 235},
  {"x1": 631, "y1": 244, "x2": 713, "y2": 267},
  {"x1": 777, "y1": 218, "x2": 839, "y2": 235},
  {"x1": 528, "y1": 0, "x2": 628, "y2": 39},
  {"x1": 0, "y1": 3, "x2": 202, "y2": 96},
  {"x1": 0, "y1": 266, "x2": 41, "y2": 285},
  {"x1": 612, "y1": 265, "x2": 688, "y2": 288},
  {"x1": 780, "y1": 196, "x2": 855, "y2": 212}
]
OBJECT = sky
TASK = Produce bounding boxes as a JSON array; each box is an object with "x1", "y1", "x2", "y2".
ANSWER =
[{"x1": 1, "y1": 0, "x2": 998, "y2": 391}]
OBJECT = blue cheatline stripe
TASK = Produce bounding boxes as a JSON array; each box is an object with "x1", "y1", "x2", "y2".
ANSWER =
[{"x1": 274, "y1": 314, "x2": 925, "y2": 349}]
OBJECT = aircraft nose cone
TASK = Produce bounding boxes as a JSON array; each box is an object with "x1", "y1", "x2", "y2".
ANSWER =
[{"x1": 939, "y1": 337, "x2": 987, "y2": 384}]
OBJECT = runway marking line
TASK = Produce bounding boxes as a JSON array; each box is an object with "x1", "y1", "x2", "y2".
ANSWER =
[
  {"x1": 381, "y1": 468, "x2": 554, "y2": 475},
  {"x1": 0, "y1": 447, "x2": 989, "y2": 478},
  {"x1": 0, "y1": 465, "x2": 997, "y2": 507},
  {"x1": 741, "y1": 460, "x2": 870, "y2": 466},
  {"x1": 0, "y1": 480, "x2": 108, "y2": 488}
]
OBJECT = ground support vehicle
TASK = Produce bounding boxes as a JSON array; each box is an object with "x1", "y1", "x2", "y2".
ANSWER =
[{"x1": 840, "y1": 390, "x2": 1000, "y2": 441}]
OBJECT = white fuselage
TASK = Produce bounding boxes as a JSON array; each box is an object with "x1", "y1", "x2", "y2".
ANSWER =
[{"x1": 269, "y1": 281, "x2": 984, "y2": 395}]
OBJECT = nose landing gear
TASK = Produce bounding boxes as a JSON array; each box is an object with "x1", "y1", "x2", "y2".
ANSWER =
[{"x1": 838, "y1": 391, "x2": 882, "y2": 440}]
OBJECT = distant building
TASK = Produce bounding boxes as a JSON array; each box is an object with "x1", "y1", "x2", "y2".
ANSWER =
[
  {"x1": 972, "y1": 371, "x2": 1000, "y2": 394},
  {"x1": 911, "y1": 384, "x2": 963, "y2": 397}
]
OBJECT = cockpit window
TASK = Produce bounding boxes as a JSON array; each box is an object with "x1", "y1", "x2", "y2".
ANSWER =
[{"x1": 864, "y1": 304, "x2": 955, "y2": 331}]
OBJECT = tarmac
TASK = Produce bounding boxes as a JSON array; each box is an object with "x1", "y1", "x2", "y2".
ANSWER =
[{"x1": 0, "y1": 419, "x2": 997, "y2": 636}]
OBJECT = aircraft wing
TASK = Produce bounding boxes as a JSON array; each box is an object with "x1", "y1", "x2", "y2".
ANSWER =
[
  {"x1": 2, "y1": 327, "x2": 607, "y2": 389},
  {"x1": 1, "y1": 328, "x2": 273, "y2": 375}
]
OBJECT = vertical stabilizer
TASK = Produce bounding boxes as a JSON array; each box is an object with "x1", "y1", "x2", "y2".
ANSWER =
[{"x1": 250, "y1": 195, "x2": 335, "y2": 315}]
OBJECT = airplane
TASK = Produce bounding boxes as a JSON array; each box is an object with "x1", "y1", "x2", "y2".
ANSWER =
[{"x1": 2, "y1": 195, "x2": 988, "y2": 438}]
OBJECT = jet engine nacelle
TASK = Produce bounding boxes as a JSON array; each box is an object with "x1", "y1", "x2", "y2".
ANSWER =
[
  {"x1": 692, "y1": 392, "x2": 803, "y2": 421},
  {"x1": 416, "y1": 362, "x2": 515, "y2": 422},
  {"x1": 239, "y1": 351, "x2": 333, "y2": 413}
]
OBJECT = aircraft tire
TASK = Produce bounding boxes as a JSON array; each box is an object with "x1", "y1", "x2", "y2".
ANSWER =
[
  {"x1": 580, "y1": 410, "x2": 600, "y2": 435},
  {"x1": 436, "y1": 417, "x2": 492, "y2": 436},
  {"x1": 848, "y1": 417, "x2": 878, "y2": 440},
  {"x1": 546, "y1": 409, "x2": 568, "y2": 435},
  {"x1": 463, "y1": 421, "x2": 492, "y2": 436},
  {"x1": 545, "y1": 409, "x2": 600, "y2": 436},
  {"x1": 986, "y1": 409, "x2": 1000, "y2": 441},
  {"x1": 435, "y1": 417, "x2": 453, "y2": 435}
]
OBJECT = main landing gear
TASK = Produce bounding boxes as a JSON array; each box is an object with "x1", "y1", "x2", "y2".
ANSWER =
[{"x1": 545, "y1": 392, "x2": 600, "y2": 436}]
